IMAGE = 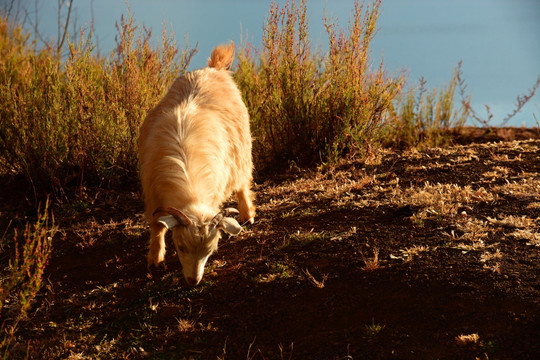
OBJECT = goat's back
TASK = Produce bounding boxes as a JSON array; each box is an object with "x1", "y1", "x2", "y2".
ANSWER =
[{"x1": 139, "y1": 60, "x2": 252, "y2": 222}]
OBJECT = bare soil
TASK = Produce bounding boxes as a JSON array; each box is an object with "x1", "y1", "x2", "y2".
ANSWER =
[{"x1": 3, "y1": 132, "x2": 540, "y2": 359}]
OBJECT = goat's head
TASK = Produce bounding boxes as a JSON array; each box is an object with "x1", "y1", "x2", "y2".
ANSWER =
[{"x1": 153, "y1": 206, "x2": 242, "y2": 286}]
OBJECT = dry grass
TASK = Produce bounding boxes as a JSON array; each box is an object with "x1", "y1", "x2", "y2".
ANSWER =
[
  {"x1": 400, "y1": 245, "x2": 431, "y2": 262},
  {"x1": 303, "y1": 269, "x2": 328, "y2": 289},
  {"x1": 480, "y1": 249, "x2": 503, "y2": 263},
  {"x1": 361, "y1": 247, "x2": 381, "y2": 272},
  {"x1": 510, "y1": 229, "x2": 540, "y2": 246},
  {"x1": 456, "y1": 333, "x2": 480, "y2": 346},
  {"x1": 2, "y1": 138, "x2": 538, "y2": 359},
  {"x1": 401, "y1": 182, "x2": 497, "y2": 218},
  {"x1": 454, "y1": 218, "x2": 490, "y2": 243},
  {"x1": 486, "y1": 215, "x2": 537, "y2": 229},
  {"x1": 494, "y1": 178, "x2": 540, "y2": 197}
]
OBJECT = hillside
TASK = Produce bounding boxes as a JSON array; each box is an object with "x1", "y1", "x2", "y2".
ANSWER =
[{"x1": 3, "y1": 137, "x2": 540, "y2": 359}]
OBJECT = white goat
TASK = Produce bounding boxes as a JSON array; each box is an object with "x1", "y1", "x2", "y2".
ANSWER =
[{"x1": 138, "y1": 43, "x2": 255, "y2": 286}]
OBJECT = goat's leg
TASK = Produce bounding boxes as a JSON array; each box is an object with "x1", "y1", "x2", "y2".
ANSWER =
[
  {"x1": 147, "y1": 223, "x2": 167, "y2": 268},
  {"x1": 236, "y1": 186, "x2": 256, "y2": 224}
]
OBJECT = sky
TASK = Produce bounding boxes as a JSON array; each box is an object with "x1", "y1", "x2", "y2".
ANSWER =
[{"x1": 9, "y1": 0, "x2": 540, "y2": 126}]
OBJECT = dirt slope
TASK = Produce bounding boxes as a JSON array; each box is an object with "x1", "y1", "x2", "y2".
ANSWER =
[{"x1": 5, "y1": 138, "x2": 540, "y2": 359}]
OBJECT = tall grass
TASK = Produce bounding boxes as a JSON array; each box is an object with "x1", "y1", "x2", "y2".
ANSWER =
[
  {"x1": 0, "y1": 12, "x2": 195, "y2": 199},
  {"x1": 383, "y1": 67, "x2": 469, "y2": 149},
  {"x1": 1, "y1": 0, "x2": 478, "y2": 199},
  {"x1": 0, "y1": 201, "x2": 55, "y2": 359},
  {"x1": 235, "y1": 0, "x2": 404, "y2": 167}
]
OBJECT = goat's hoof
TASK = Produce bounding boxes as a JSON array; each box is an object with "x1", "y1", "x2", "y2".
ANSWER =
[
  {"x1": 147, "y1": 262, "x2": 166, "y2": 271},
  {"x1": 147, "y1": 257, "x2": 165, "y2": 269}
]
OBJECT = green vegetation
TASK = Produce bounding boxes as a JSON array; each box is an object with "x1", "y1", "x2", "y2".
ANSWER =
[
  {"x1": 383, "y1": 67, "x2": 469, "y2": 150},
  {"x1": 364, "y1": 318, "x2": 385, "y2": 338}
]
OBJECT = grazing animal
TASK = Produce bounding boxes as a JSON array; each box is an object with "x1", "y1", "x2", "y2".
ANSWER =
[{"x1": 138, "y1": 42, "x2": 255, "y2": 286}]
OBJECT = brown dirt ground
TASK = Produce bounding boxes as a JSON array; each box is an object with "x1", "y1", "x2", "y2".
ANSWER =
[{"x1": 2, "y1": 129, "x2": 540, "y2": 359}]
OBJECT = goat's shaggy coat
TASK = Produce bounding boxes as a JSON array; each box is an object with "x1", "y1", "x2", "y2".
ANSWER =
[{"x1": 138, "y1": 43, "x2": 255, "y2": 286}]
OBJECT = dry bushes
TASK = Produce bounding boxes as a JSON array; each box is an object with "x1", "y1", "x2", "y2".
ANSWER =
[{"x1": 235, "y1": 0, "x2": 404, "y2": 167}]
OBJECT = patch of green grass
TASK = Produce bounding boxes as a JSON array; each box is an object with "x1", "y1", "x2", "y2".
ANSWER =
[
  {"x1": 282, "y1": 230, "x2": 330, "y2": 249},
  {"x1": 481, "y1": 339, "x2": 500, "y2": 355},
  {"x1": 272, "y1": 262, "x2": 293, "y2": 278},
  {"x1": 364, "y1": 318, "x2": 385, "y2": 338},
  {"x1": 256, "y1": 262, "x2": 294, "y2": 283}
]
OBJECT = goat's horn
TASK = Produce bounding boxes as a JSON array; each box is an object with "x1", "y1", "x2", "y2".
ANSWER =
[
  {"x1": 210, "y1": 208, "x2": 240, "y2": 229},
  {"x1": 153, "y1": 206, "x2": 193, "y2": 227},
  {"x1": 223, "y1": 208, "x2": 240, "y2": 217}
]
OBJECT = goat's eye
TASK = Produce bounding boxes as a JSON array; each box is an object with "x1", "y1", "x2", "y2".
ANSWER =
[{"x1": 177, "y1": 246, "x2": 185, "y2": 253}]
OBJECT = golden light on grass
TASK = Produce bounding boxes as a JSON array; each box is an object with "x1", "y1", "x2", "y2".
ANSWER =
[
  {"x1": 480, "y1": 249, "x2": 502, "y2": 263},
  {"x1": 487, "y1": 215, "x2": 537, "y2": 228},
  {"x1": 494, "y1": 178, "x2": 540, "y2": 196},
  {"x1": 176, "y1": 317, "x2": 196, "y2": 332},
  {"x1": 455, "y1": 333, "x2": 480, "y2": 346},
  {"x1": 361, "y1": 248, "x2": 381, "y2": 272},
  {"x1": 401, "y1": 245, "x2": 430, "y2": 262},
  {"x1": 400, "y1": 182, "x2": 497, "y2": 218},
  {"x1": 303, "y1": 269, "x2": 328, "y2": 289},
  {"x1": 510, "y1": 229, "x2": 540, "y2": 246}
]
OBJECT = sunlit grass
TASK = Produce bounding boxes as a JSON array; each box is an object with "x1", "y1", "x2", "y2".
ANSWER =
[
  {"x1": 0, "y1": 12, "x2": 194, "y2": 199},
  {"x1": 0, "y1": 0, "x2": 479, "y2": 201},
  {"x1": 383, "y1": 68, "x2": 469, "y2": 150},
  {"x1": 236, "y1": 0, "x2": 404, "y2": 167}
]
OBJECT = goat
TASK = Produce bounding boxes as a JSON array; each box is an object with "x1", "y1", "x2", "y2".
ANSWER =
[{"x1": 138, "y1": 42, "x2": 255, "y2": 286}]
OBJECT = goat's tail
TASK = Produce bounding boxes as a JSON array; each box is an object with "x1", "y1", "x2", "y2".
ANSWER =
[{"x1": 207, "y1": 42, "x2": 235, "y2": 70}]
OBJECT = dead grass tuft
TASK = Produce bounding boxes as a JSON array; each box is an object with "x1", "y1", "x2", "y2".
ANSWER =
[
  {"x1": 361, "y1": 248, "x2": 381, "y2": 272},
  {"x1": 402, "y1": 182, "x2": 496, "y2": 218},
  {"x1": 480, "y1": 249, "x2": 503, "y2": 263},
  {"x1": 303, "y1": 269, "x2": 328, "y2": 289},
  {"x1": 456, "y1": 333, "x2": 480, "y2": 346},
  {"x1": 486, "y1": 215, "x2": 537, "y2": 229},
  {"x1": 400, "y1": 245, "x2": 430, "y2": 262},
  {"x1": 510, "y1": 229, "x2": 540, "y2": 246},
  {"x1": 494, "y1": 178, "x2": 540, "y2": 197}
]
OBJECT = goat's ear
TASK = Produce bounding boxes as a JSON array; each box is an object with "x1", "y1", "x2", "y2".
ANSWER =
[
  {"x1": 218, "y1": 217, "x2": 242, "y2": 236},
  {"x1": 157, "y1": 215, "x2": 179, "y2": 230}
]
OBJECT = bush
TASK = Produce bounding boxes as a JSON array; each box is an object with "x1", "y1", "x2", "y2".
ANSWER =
[
  {"x1": 235, "y1": 0, "x2": 404, "y2": 168},
  {"x1": 1, "y1": 0, "x2": 479, "y2": 199},
  {"x1": 383, "y1": 67, "x2": 469, "y2": 149},
  {"x1": 0, "y1": 12, "x2": 195, "y2": 198}
]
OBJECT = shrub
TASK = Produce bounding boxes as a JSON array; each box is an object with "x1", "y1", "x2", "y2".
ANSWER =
[
  {"x1": 383, "y1": 67, "x2": 469, "y2": 149},
  {"x1": 235, "y1": 0, "x2": 404, "y2": 168},
  {"x1": 456, "y1": 60, "x2": 540, "y2": 127},
  {"x1": 0, "y1": 12, "x2": 195, "y2": 199}
]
